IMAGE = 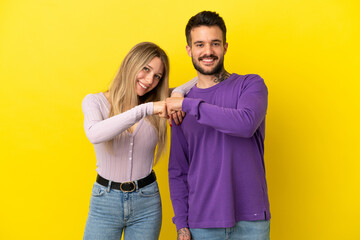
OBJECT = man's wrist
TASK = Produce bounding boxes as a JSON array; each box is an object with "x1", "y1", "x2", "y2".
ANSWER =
[
  {"x1": 177, "y1": 227, "x2": 191, "y2": 240},
  {"x1": 174, "y1": 217, "x2": 189, "y2": 232}
]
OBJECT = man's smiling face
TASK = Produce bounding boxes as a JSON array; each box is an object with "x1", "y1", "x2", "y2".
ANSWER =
[{"x1": 186, "y1": 25, "x2": 228, "y2": 76}]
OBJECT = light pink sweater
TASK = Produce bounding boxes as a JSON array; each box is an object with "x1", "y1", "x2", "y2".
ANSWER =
[
  {"x1": 82, "y1": 92, "x2": 156, "y2": 182},
  {"x1": 82, "y1": 78, "x2": 198, "y2": 182}
]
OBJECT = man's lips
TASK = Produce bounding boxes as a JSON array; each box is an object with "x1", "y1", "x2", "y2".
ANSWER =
[
  {"x1": 199, "y1": 55, "x2": 218, "y2": 64},
  {"x1": 201, "y1": 58, "x2": 215, "y2": 63}
]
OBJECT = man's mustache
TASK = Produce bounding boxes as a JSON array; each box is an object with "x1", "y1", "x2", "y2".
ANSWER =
[{"x1": 198, "y1": 55, "x2": 218, "y2": 61}]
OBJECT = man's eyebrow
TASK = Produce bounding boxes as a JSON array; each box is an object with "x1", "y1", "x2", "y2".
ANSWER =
[{"x1": 193, "y1": 39, "x2": 222, "y2": 44}]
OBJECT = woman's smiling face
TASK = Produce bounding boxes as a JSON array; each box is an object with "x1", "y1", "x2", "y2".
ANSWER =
[{"x1": 135, "y1": 57, "x2": 164, "y2": 96}]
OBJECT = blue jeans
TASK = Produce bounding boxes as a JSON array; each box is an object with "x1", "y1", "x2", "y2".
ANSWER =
[
  {"x1": 83, "y1": 181, "x2": 162, "y2": 240},
  {"x1": 189, "y1": 220, "x2": 270, "y2": 240}
]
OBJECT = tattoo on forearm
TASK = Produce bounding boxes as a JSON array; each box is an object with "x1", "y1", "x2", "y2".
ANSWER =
[
  {"x1": 177, "y1": 228, "x2": 190, "y2": 240},
  {"x1": 214, "y1": 69, "x2": 230, "y2": 83}
]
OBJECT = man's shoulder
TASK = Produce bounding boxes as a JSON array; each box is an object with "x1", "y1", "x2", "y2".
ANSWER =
[
  {"x1": 230, "y1": 73, "x2": 263, "y2": 82},
  {"x1": 227, "y1": 74, "x2": 265, "y2": 89}
]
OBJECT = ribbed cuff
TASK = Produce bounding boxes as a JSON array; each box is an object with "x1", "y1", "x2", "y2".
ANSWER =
[
  {"x1": 173, "y1": 216, "x2": 189, "y2": 231},
  {"x1": 172, "y1": 88, "x2": 186, "y2": 96},
  {"x1": 148, "y1": 102, "x2": 154, "y2": 115},
  {"x1": 182, "y1": 98, "x2": 204, "y2": 120}
]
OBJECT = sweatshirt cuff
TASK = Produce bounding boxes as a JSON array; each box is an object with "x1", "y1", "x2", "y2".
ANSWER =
[
  {"x1": 173, "y1": 216, "x2": 189, "y2": 231},
  {"x1": 182, "y1": 98, "x2": 204, "y2": 120}
]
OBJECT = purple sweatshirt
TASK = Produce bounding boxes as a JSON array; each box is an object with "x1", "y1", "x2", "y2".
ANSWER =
[{"x1": 169, "y1": 74, "x2": 271, "y2": 231}]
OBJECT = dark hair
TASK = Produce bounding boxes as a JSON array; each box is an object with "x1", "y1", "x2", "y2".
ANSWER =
[{"x1": 185, "y1": 11, "x2": 227, "y2": 46}]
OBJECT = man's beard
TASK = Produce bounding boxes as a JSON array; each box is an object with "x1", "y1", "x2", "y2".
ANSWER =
[{"x1": 192, "y1": 54, "x2": 224, "y2": 75}]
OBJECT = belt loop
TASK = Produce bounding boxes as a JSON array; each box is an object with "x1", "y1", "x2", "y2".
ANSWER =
[
  {"x1": 107, "y1": 180, "x2": 112, "y2": 193},
  {"x1": 134, "y1": 180, "x2": 139, "y2": 191}
]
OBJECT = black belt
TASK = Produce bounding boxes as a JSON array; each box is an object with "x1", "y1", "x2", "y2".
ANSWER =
[{"x1": 96, "y1": 171, "x2": 156, "y2": 192}]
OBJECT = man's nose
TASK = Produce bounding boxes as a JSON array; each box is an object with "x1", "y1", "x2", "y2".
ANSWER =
[{"x1": 203, "y1": 44, "x2": 213, "y2": 55}]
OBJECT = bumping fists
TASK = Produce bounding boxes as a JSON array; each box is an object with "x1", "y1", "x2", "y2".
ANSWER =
[
  {"x1": 166, "y1": 96, "x2": 185, "y2": 126},
  {"x1": 153, "y1": 96, "x2": 186, "y2": 126}
]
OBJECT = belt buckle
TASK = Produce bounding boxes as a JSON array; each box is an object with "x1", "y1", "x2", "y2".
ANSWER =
[{"x1": 120, "y1": 181, "x2": 136, "y2": 192}]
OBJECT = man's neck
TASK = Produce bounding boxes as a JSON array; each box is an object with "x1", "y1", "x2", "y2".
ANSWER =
[{"x1": 196, "y1": 69, "x2": 231, "y2": 89}]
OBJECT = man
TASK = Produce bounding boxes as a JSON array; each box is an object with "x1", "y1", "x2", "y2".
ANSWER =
[{"x1": 166, "y1": 11, "x2": 271, "y2": 240}]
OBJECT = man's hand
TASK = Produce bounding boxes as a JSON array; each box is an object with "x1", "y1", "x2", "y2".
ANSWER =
[
  {"x1": 177, "y1": 228, "x2": 191, "y2": 240},
  {"x1": 166, "y1": 97, "x2": 185, "y2": 126},
  {"x1": 153, "y1": 101, "x2": 168, "y2": 119}
]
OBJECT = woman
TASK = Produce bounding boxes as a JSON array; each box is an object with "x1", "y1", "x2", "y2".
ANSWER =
[{"x1": 82, "y1": 42, "x2": 169, "y2": 240}]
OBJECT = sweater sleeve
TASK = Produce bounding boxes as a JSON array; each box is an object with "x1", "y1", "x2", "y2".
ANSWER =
[
  {"x1": 182, "y1": 75, "x2": 268, "y2": 138},
  {"x1": 168, "y1": 123, "x2": 190, "y2": 231},
  {"x1": 81, "y1": 94, "x2": 153, "y2": 144},
  {"x1": 171, "y1": 77, "x2": 198, "y2": 96}
]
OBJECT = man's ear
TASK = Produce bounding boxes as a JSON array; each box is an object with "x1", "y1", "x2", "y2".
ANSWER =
[
  {"x1": 186, "y1": 45, "x2": 192, "y2": 57},
  {"x1": 224, "y1": 42, "x2": 228, "y2": 55}
]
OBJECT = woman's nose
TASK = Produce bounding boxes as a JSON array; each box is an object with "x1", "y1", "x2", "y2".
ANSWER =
[{"x1": 145, "y1": 73, "x2": 154, "y2": 85}]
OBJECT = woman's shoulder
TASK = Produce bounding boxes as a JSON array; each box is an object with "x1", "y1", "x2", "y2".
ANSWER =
[{"x1": 82, "y1": 92, "x2": 107, "y2": 108}]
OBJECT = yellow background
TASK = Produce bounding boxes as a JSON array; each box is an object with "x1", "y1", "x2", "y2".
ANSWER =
[{"x1": 1, "y1": 0, "x2": 359, "y2": 239}]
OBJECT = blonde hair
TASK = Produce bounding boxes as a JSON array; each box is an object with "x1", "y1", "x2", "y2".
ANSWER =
[{"x1": 107, "y1": 42, "x2": 169, "y2": 164}]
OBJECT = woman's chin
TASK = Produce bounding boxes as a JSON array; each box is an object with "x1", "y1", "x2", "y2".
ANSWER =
[{"x1": 136, "y1": 89, "x2": 146, "y2": 96}]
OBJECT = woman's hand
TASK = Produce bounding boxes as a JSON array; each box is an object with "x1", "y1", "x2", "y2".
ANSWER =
[
  {"x1": 153, "y1": 101, "x2": 168, "y2": 119},
  {"x1": 169, "y1": 110, "x2": 185, "y2": 126}
]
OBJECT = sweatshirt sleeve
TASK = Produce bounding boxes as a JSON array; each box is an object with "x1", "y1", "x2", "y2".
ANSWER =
[
  {"x1": 168, "y1": 123, "x2": 190, "y2": 231},
  {"x1": 182, "y1": 75, "x2": 268, "y2": 138},
  {"x1": 171, "y1": 77, "x2": 198, "y2": 96},
  {"x1": 81, "y1": 94, "x2": 153, "y2": 144}
]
